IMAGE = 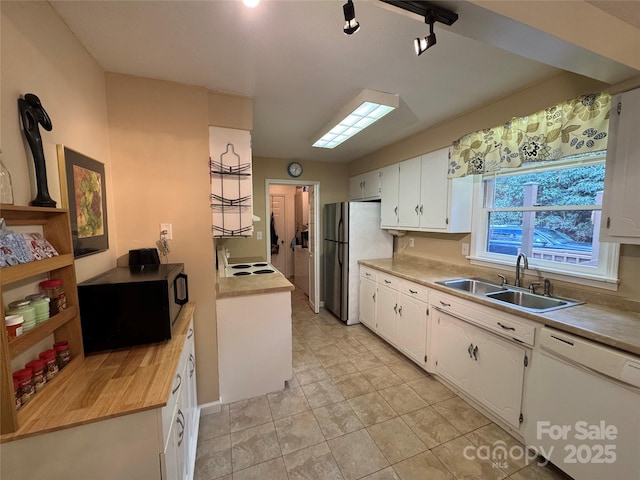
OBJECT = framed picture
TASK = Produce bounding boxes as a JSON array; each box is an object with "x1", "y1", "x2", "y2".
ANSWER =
[{"x1": 57, "y1": 145, "x2": 109, "y2": 258}]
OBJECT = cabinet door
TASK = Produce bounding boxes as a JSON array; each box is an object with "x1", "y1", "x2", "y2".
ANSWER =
[
  {"x1": 433, "y1": 310, "x2": 473, "y2": 393},
  {"x1": 349, "y1": 175, "x2": 363, "y2": 200},
  {"x1": 375, "y1": 285, "x2": 398, "y2": 345},
  {"x1": 397, "y1": 294, "x2": 427, "y2": 365},
  {"x1": 362, "y1": 170, "x2": 382, "y2": 200},
  {"x1": 398, "y1": 157, "x2": 422, "y2": 228},
  {"x1": 380, "y1": 164, "x2": 400, "y2": 228},
  {"x1": 472, "y1": 328, "x2": 526, "y2": 428},
  {"x1": 359, "y1": 277, "x2": 377, "y2": 329},
  {"x1": 162, "y1": 411, "x2": 180, "y2": 480},
  {"x1": 419, "y1": 150, "x2": 449, "y2": 229},
  {"x1": 601, "y1": 88, "x2": 640, "y2": 242}
]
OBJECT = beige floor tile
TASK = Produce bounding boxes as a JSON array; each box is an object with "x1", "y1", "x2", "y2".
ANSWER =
[
  {"x1": 508, "y1": 461, "x2": 574, "y2": 480},
  {"x1": 351, "y1": 351, "x2": 383, "y2": 371},
  {"x1": 431, "y1": 396, "x2": 491, "y2": 434},
  {"x1": 466, "y1": 423, "x2": 534, "y2": 475},
  {"x1": 194, "y1": 433, "x2": 232, "y2": 480},
  {"x1": 292, "y1": 348, "x2": 319, "y2": 368},
  {"x1": 232, "y1": 457, "x2": 289, "y2": 480},
  {"x1": 406, "y1": 376, "x2": 456, "y2": 404},
  {"x1": 274, "y1": 410, "x2": 325, "y2": 455},
  {"x1": 333, "y1": 371, "x2": 376, "y2": 399},
  {"x1": 386, "y1": 359, "x2": 428, "y2": 382},
  {"x1": 401, "y1": 406, "x2": 461, "y2": 449},
  {"x1": 305, "y1": 335, "x2": 336, "y2": 351},
  {"x1": 229, "y1": 396, "x2": 273, "y2": 433},
  {"x1": 198, "y1": 404, "x2": 230, "y2": 441},
  {"x1": 378, "y1": 384, "x2": 427, "y2": 415},
  {"x1": 367, "y1": 417, "x2": 427, "y2": 464},
  {"x1": 392, "y1": 451, "x2": 455, "y2": 480},
  {"x1": 312, "y1": 400, "x2": 364, "y2": 439},
  {"x1": 358, "y1": 335, "x2": 389, "y2": 351},
  {"x1": 360, "y1": 466, "x2": 401, "y2": 480},
  {"x1": 432, "y1": 436, "x2": 508, "y2": 480},
  {"x1": 283, "y1": 442, "x2": 344, "y2": 480},
  {"x1": 369, "y1": 346, "x2": 405, "y2": 365},
  {"x1": 294, "y1": 363, "x2": 330, "y2": 385},
  {"x1": 325, "y1": 359, "x2": 359, "y2": 378},
  {"x1": 317, "y1": 351, "x2": 350, "y2": 368},
  {"x1": 230, "y1": 422, "x2": 281, "y2": 471},
  {"x1": 361, "y1": 365, "x2": 404, "y2": 390},
  {"x1": 267, "y1": 386, "x2": 310, "y2": 420},
  {"x1": 348, "y1": 392, "x2": 397, "y2": 427},
  {"x1": 328, "y1": 429, "x2": 389, "y2": 480},
  {"x1": 301, "y1": 379, "x2": 345, "y2": 408}
]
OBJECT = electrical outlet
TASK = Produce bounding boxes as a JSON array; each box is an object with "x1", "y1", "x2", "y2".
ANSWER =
[
  {"x1": 461, "y1": 243, "x2": 470, "y2": 256},
  {"x1": 408, "y1": 237, "x2": 414, "y2": 247},
  {"x1": 160, "y1": 223, "x2": 173, "y2": 240},
  {"x1": 257, "y1": 231, "x2": 263, "y2": 240}
]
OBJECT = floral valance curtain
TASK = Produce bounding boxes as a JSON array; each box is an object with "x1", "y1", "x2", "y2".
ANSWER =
[{"x1": 448, "y1": 92, "x2": 611, "y2": 178}]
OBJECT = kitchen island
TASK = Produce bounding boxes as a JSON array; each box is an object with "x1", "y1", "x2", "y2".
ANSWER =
[{"x1": 216, "y1": 261, "x2": 294, "y2": 403}]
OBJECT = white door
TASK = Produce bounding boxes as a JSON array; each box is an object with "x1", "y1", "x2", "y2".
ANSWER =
[
  {"x1": 397, "y1": 294, "x2": 427, "y2": 365},
  {"x1": 270, "y1": 195, "x2": 287, "y2": 274},
  {"x1": 308, "y1": 185, "x2": 320, "y2": 313},
  {"x1": 375, "y1": 285, "x2": 398, "y2": 345},
  {"x1": 433, "y1": 309, "x2": 473, "y2": 393},
  {"x1": 380, "y1": 164, "x2": 399, "y2": 228},
  {"x1": 359, "y1": 276, "x2": 377, "y2": 329},
  {"x1": 398, "y1": 156, "x2": 422, "y2": 228}
]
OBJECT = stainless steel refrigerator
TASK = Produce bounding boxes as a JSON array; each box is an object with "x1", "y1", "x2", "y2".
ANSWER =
[{"x1": 324, "y1": 202, "x2": 393, "y2": 324}]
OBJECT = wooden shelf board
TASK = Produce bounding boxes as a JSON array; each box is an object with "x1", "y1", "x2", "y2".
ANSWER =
[
  {"x1": 8, "y1": 306, "x2": 78, "y2": 357},
  {"x1": 0, "y1": 254, "x2": 74, "y2": 286}
]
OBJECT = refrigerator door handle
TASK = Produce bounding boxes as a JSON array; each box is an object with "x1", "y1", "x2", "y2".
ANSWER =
[{"x1": 338, "y1": 217, "x2": 344, "y2": 244}]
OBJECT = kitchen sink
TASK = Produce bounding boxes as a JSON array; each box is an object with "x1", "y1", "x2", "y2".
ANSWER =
[
  {"x1": 485, "y1": 290, "x2": 582, "y2": 312},
  {"x1": 436, "y1": 278, "x2": 507, "y2": 295}
]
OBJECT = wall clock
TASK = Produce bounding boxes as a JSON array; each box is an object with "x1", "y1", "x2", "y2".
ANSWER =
[{"x1": 287, "y1": 161, "x2": 303, "y2": 178}]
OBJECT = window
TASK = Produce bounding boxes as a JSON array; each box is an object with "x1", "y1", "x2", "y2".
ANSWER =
[{"x1": 470, "y1": 153, "x2": 619, "y2": 289}]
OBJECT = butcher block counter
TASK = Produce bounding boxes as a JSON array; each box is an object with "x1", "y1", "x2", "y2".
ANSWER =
[{"x1": 1, "y1": 303, "x2": 196, "y2": 444}]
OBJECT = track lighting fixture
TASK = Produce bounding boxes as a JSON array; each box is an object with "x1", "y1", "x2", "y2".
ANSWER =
[
  {"x1": 343, "y1": 0, "x2": 360, "y2": 35},
  {"x1": 414, "y1": 15, "x2": 436, "y2": 56}
]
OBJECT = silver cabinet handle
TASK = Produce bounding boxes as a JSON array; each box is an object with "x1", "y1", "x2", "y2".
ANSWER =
[
  {"x1": 467, "y1": 343, "x2": 474, "y2": 358},
  {"x1": 384, "y1": 279, "x2": 391, "y2": 284},
  {"x1": 394, "y1": 206, "x2": 398, "y2": 215},
  {"x1": 189, "y1": 354, "x2": 196, "y2": 378},
  {"x1": 420, "y1": 205, "x2": 423, "y2": 214},
  {"x1": 372, "y1": 293, "x2": 376, "y2": 301},
  {"x1": 439, "y1": 300, "x2": 451, "y2": 307},
  {"x1": 398, "y1": 306, "x2": 403, "y2": 316},
  {"x1": 177, "y1": 409, "x2": 185, "y2": 447},
  {"x1": 187, "y1": 327, "x2": 194, "y2": 339},
  {"x1": 497, "y1": 322, "x2": 516, "y2": 331},
  {"x1": 393, "y1": 304, "x2": 398, "y2": 314},
  {"x1": 172, "y1": 373, "x2": 182, "y2": 395},
  {"x1": 409, "y1": 289, "x2": 418, "y2": 294},
  {"x1": 473, "y1": 345, "x2": 478, "y2": 361},
  {"x1": 365, "y1": 272, "x2": 372, "y2": 277},
  {"x1": 415, "y1": 205, "x2": 419, "y2": 214}
]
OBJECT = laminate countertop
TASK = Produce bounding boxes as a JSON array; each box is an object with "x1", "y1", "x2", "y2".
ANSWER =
[
  {"x1": 1, "y1": 303, "x2": 196, "y2": 443},
  {"x1": 360, "y1": 258, "x2": 640, "y2": 356},
  {"x1": 216, "y1": 268, "x2": 294, "y2": 299}
]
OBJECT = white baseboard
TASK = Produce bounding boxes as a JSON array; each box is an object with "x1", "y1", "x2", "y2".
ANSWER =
[{"x1": 199, "y1": 400, "x2": 222, "y2": 416}]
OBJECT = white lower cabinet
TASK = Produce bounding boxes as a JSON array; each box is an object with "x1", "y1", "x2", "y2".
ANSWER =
[
  {"x1": 432, "y1": 306, "x2": 527, "y2": 429},
  {"x1": 376, "y1": 283, "x2": 399, "y2": 345},
  {"x1": 397, "y1": 292, "x2": 428, "y2": 365},
  {"x1": 359, "y1": 274, "x2": 377, "y2": 329}
]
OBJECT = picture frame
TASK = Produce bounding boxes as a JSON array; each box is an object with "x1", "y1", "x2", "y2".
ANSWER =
[{"x1": 57, "y1": 145, "x2": 109, "y2": 258}]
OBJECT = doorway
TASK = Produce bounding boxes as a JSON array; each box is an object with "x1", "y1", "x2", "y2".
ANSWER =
[{"x1": 266, "y1": 179, "x2": 320, "y2": 314}]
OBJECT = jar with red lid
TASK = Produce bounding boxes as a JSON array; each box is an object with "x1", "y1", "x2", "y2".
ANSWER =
[
  {"x1": 13, "y1": 377, "x2": 21, "y2": 410},
  {"x1": 38, "y1": 349, "x2": 59, "y2": 381},
  {"x1": 39, "y1": 279, "x2": 66, "y2": 316},
  {"x1": 12, "y1": 369, "x2": 34, "y2": 407},
  {"x1": 25, "y1": 359, "x2": 47, "y2": 392},
  {"x1": 53, "y1": 340, "x2": 71, "y2": 369}
]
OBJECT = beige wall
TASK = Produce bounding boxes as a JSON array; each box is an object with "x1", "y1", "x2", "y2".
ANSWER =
[
  {"x1": 105, "y1": 73, "x2": 223, "y2": 403},
  {"x1": 1, "y1": 1, "x2": 116, "y2": 281}
]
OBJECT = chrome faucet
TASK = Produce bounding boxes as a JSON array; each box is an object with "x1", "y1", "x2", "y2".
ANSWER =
[{"x1": 515, "y1": 253, "x2": 528, "y2": 287}]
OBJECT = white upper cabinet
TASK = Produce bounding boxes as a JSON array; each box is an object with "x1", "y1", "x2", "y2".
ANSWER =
[
  {"x1": 380, "y1": 147, "x2": 473, "y2": 233},
  {"x1": 600, "y1": 88, "x2": 640, "y2": 243},
  {"x1": 349, "y1": 169, "x2": 382, "y2": 201}
]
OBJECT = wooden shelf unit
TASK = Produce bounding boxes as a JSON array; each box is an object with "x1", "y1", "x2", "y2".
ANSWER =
[{"x1": 0, "y1": 204, "x2": 84, "y2": 435}]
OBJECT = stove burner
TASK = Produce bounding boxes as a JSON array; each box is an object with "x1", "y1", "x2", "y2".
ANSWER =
[
  {"x1": 232, "y1": 264, "x2": 252, "y2": 269},
  {"x1": 253, "y1": 263, "x2": 268, "y2": 267},
  {"x1": 254, "y1": 269, "x2": 275, "y2": 274},
  {"x1": 233, "y1": 271, "x2": 252, "y2": 276}
]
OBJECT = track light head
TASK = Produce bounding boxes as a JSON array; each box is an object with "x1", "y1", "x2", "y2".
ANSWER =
[
  {"x1": 414, "y1": 15, "x2": 436, "y2": 56},
  {"x1": 343, "y1": 0, "x2": 360, "y2": 35}
]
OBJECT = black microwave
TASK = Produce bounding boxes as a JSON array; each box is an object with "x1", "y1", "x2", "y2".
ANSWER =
[{"x1": 78, "y1": 263, "x2": 188, "y2": 354}]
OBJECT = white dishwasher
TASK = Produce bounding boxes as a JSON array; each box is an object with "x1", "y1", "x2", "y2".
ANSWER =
[{"x1": 525, "y1": 327, "x2": 640, "y2": 480}]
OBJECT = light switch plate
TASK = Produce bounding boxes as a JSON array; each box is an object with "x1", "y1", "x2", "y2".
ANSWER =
[
  {"x1": 461, "y1": 243, "x2": 470, "y2": 255},
  {"x1": 257, "y1": 231, "x2": 263, "y2": 240}
]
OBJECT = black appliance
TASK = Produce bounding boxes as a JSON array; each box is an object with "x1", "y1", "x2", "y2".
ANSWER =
[
  {"x1": 128, "y1": 248, "x2": 161, "y2": 266},
  {"x1": 78, "y1": 263, "x2": 188, "y2": 354}
]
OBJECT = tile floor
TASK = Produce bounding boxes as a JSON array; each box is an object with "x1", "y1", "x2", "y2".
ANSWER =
[{"x1": 195, "y1": 288, "x2": 572, "y2": 480}]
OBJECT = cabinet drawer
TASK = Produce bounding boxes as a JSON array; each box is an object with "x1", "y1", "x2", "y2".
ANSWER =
[
  {"x1": 360, "y1": 266, "x2": 378, "y2": 282},
  {"x1": 430, "y1": 290, "x2": 536, "y2": 346},
  {"x1": 400, "y1": 281, "x2": 429, "y2": 303},
  {"x1": 378, "y1": 272, "x2": 401, "y2": 290}
]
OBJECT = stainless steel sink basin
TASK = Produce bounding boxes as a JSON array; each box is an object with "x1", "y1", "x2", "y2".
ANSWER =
[
  {"x1": 485, "y1": 290, "x2": 582, "y2": 312},
  {"x1": 436, "y1": 278, "x2": 507, "y2": 295}
]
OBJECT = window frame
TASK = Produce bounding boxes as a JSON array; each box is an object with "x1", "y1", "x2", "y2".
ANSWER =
[{"x1": 469, "y1": 155, "x2": 620, "y2": 290}]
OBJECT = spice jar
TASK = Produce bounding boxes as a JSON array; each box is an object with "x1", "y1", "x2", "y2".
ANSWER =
[
  {"x1": 39, "y1": 279, "x2": 66, "y2": 316},
  {"x1": 39, "y1": 349, "x2": 59, "y2": 381},
  {"x1": 5, "y1": 314, "x2": 24, "y2": 339},
  {"x1": 12, "y1": 369, "x2": 34, "y2": 407},
  {"x1": 53, "y1": 340, "x2": 71, "y2": 370},
  {"x1": 25, "y1": 293, "x2": 50, "y2": 325},
  {"x1": 25, "y1": 359, "x2": 47, "y2": 392},
  {"x1": 13, "y1": 378, "x2": 21, "y2": 410},
  {"x1": 7, "y1": 300, "x2": 36, "y2": 332}
]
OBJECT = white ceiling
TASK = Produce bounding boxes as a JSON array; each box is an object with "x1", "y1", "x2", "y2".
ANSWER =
[{"x1": 48, "y1": 1, "x2": 628, "y2": 163}]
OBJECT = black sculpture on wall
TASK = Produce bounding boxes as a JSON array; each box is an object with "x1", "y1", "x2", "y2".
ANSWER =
[{"x1": 18, "y1": 93, "x2": 56, "y2": 207}]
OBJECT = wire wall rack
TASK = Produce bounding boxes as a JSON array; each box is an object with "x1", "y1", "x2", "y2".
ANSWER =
[{"x1": 210, "y1": 142, "x2": 253, "y2": 237}]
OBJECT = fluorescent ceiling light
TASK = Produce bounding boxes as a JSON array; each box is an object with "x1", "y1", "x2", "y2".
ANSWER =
[{"x1": 312, "y1": 89, "x2": 399, "y2": 149}]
